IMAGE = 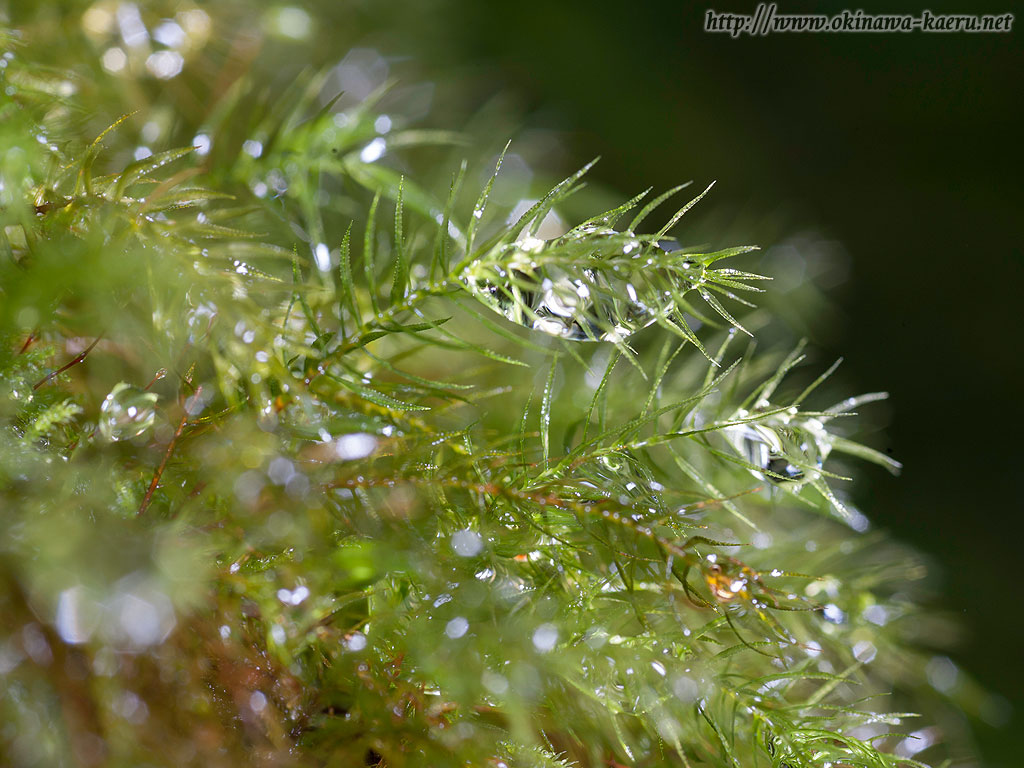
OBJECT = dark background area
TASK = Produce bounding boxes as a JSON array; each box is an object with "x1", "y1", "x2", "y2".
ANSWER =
[{"x1": 378, "y1": 0, "x2": 1022, "y2": 763}]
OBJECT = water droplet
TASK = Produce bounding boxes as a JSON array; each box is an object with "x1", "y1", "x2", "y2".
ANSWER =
[
  {"x1": 249, "y1": 691, "x2": 267, "y2": 713},
  {"x1": 192, "y1": 133, "x2": 211, "y2": 155},
  {"x1": 853, "y1": 640, "x2": 877, "y2": 663},
  {"x1": 277, "y1": 585, "x2": 309, "y2": 606},
  {"x1": 482, "y1": 670, "x2": 508, "y2": 694},
  {"x1": 359, "y1": 137, "x2": 386, "y2": 163},
  {"x1": 926, "y1": 655, "x2": 959, "y2": 692},
  {"x1": 314, "y1": 242, "x2": 331, "y2": 271},
  {"x1": 99, "y1": 383, "x2": 157, "y2": 441},
  {"x1": 186, "y1": 300, "x2": 217, "y2": 341},
  {"x1": 21, "y1": 624, "x2": 52, "y2": 665},
  {"x1": 532, "y1": 623, "x2": 558, "y2": 652},
  {"x1": 268, "y1": 457, "x2": 295, "y2": 485},
  {"x1": 108, "y1": 576, "x2": 176, "y2": 647},
  {"x1": 672, "y1": 675, "x2": 699, "y2": 702},
  {"x1": 334, "y1": 433, "x2": 377, "y2": 460},
  {"x1": 153, "y1": 19, "x2": 186, "y2": 48},
  {"x1": 723, "y1": 410, "x2": 830, "y2": 486},
  {"x1": 55, "y1": 586, "x2": 98, "y2": 644},
  {"x1": 863, "y1": 604, "x2": 889, "y2": 626},
  {"x1": 242, "y1": 139, "x2": 263, "y2": 158},
  {"x1": 822, "y1": 603, "x2": 845, "y2": 624},
  {"x1": 451, "y1": 529, "x2": 483, "y2": 557},
  {"x1": 267, "y1": 5, "x2": 312, "y2": 39},
  {"x1": 445, "y1": 616, "x2": 469, "y2": 639},
  {"x1": 345, "y1": 631, "x2": 367, "y2": 651},
  {"x1": 145, "y1": 50, "x2": 184, "y2": 79},
  {"x1": 117, "y1": 3, "x2": 148, "y2": 46},
  {"x1": 462, "y1": 237, "x2": 709, "y2": 342}
]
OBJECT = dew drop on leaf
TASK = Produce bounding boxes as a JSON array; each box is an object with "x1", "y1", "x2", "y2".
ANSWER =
[
  {"x1": 463, "y1": 235, "x2": 704, "y2": 343},
  {"x1": 99, "y1": 383, "x2": 158, "y2": 441},
  {"x1": 723, "y1": 410, "x2": 830, "y2": 485}
]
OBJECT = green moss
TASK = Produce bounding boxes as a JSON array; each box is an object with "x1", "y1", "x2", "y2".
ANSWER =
[{"x1": 0, "y1": 7, "x2": 980, "y2": 767}]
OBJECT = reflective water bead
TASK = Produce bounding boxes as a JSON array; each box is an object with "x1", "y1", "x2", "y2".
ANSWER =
[
  {"x1": 723, "y1": 414, "x2": 829, "y2": 485},
  {"x1": 99, "y1": 383, "x2": 158, "y2": 441},
  {"x1": 462, "y1": 237, "x2": 705, "y2": 343}
]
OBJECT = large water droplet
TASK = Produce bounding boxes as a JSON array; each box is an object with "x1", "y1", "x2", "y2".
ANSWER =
[
  {"x1": 463, "y1": 234, "x2": 706, "y2": 343},
  {"x1": 99, "y1": 383, "x2": 158, "y2": 441},
  {"x1": 185, "y1": 300, "x2": 217, "y2": 342},
  {"x1": 723, "y1": 409, "x2": 830, "y2": 485}
]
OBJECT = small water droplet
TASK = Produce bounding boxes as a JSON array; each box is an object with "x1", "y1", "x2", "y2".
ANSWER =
[
  {"x1": 822, "y1": 603, "x2": 845, "y2": 624},
  {"x1": 249, "y1": 691, "x2": 267, "y2": 713},
  {"x1": 334, "y1": 433, "x2": 377, "y2": 460},
  {"x1": 99, "y1": 383, "x2": 157, "y2": 441},
  {"x1": 532, "y1": 623, "x2": 558, "y2": 652},
  {"x1": 863, "y1": 604, "x2": 889, "y2": 626},
  {"x1": 359, "y1": 137, "x2": 386, "y2": 163},
  {"x1": 242, "y1": 139, "x2": 263, "y2": 158},
  {"x1": 445, "y1": 616, "x2": 469, "y2": 639},
  {"x1": 853, "y1": 640, "x2": 877, "y2": 663},
  {"x1": 345, "y1": 631, "x2": 367, "y2": 651},
  {"x1": 451, "y1": 529, "x2": 483, "y2": 557}
]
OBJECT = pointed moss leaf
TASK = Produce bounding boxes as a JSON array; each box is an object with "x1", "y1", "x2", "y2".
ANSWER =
[
  {"x1": 627, "y1": 182, "x2": 691, "y2": 231},
  {"x1": 364, "y1": 190, "x2": 382, "y2": 314},
  {"x1": 328, "y1": 373, "x2": 431, "y2": 411},
  {"x1": 76, "y1": 112, "x2": 136, "y2": 196},
  {"x1": 699, "y1": 288, "x2": 752, "y2": 336},
  {"x1": 111, "y1": 146, "x2": 196, "y2": 200},
  {"x1": 830, "y1": 436, "x2": 903, "y2": 474},
  {"x1": 390, "y1": 176, "x2": 408, "y2": 305},
  {"x1": 467, "y1": 140, "x2": 510, "y2": 254},
  {"x1": 514, "y1": 157, "x2": 599, "y2": 237},
  {"x1": 346, "y1": 317, "x2": 453, "y2": 348},
  {"x1": 337, "y1": 223, "x2": 360, "y2": 327},
  {"x1": 654, "y1": 181, "x2": 716, "y2": 240},
  {"x1": 571, "y1": 187, "x2": 651, "y2": 232},
  {"x1": 540, "y1": 355, "x2": 558, "y2": 466},
  {"x1": 344, "y1": 160, "x2": 443, "y2": 223},
  {"x1": 793, "y1": 358, "x2": 844, "y2": 406},
  {"x1": 432, "y1": 160, "x2": 467, "y2": 279},
  {"x1": 141, "y1": 187, "x2": 234, "y2": 212}
]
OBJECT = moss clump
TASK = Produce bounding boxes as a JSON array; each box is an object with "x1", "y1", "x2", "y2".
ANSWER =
[{"x1": 0, "y1": 7, "x2": 980, "y2": 768}]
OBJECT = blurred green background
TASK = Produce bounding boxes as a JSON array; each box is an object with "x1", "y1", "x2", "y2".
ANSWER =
[{"x1": 3, "y1": 0, "x2": 1020, "y2": 764}]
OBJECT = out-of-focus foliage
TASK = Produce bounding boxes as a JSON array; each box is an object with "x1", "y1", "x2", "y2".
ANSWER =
[{"x1": 0, "y1": 4, "x2": 989, "y2": 768}]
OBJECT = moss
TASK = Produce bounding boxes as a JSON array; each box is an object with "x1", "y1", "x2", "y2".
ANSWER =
[{"x1": 0, "y1": 6, "x2": 979, "y2": 767}]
